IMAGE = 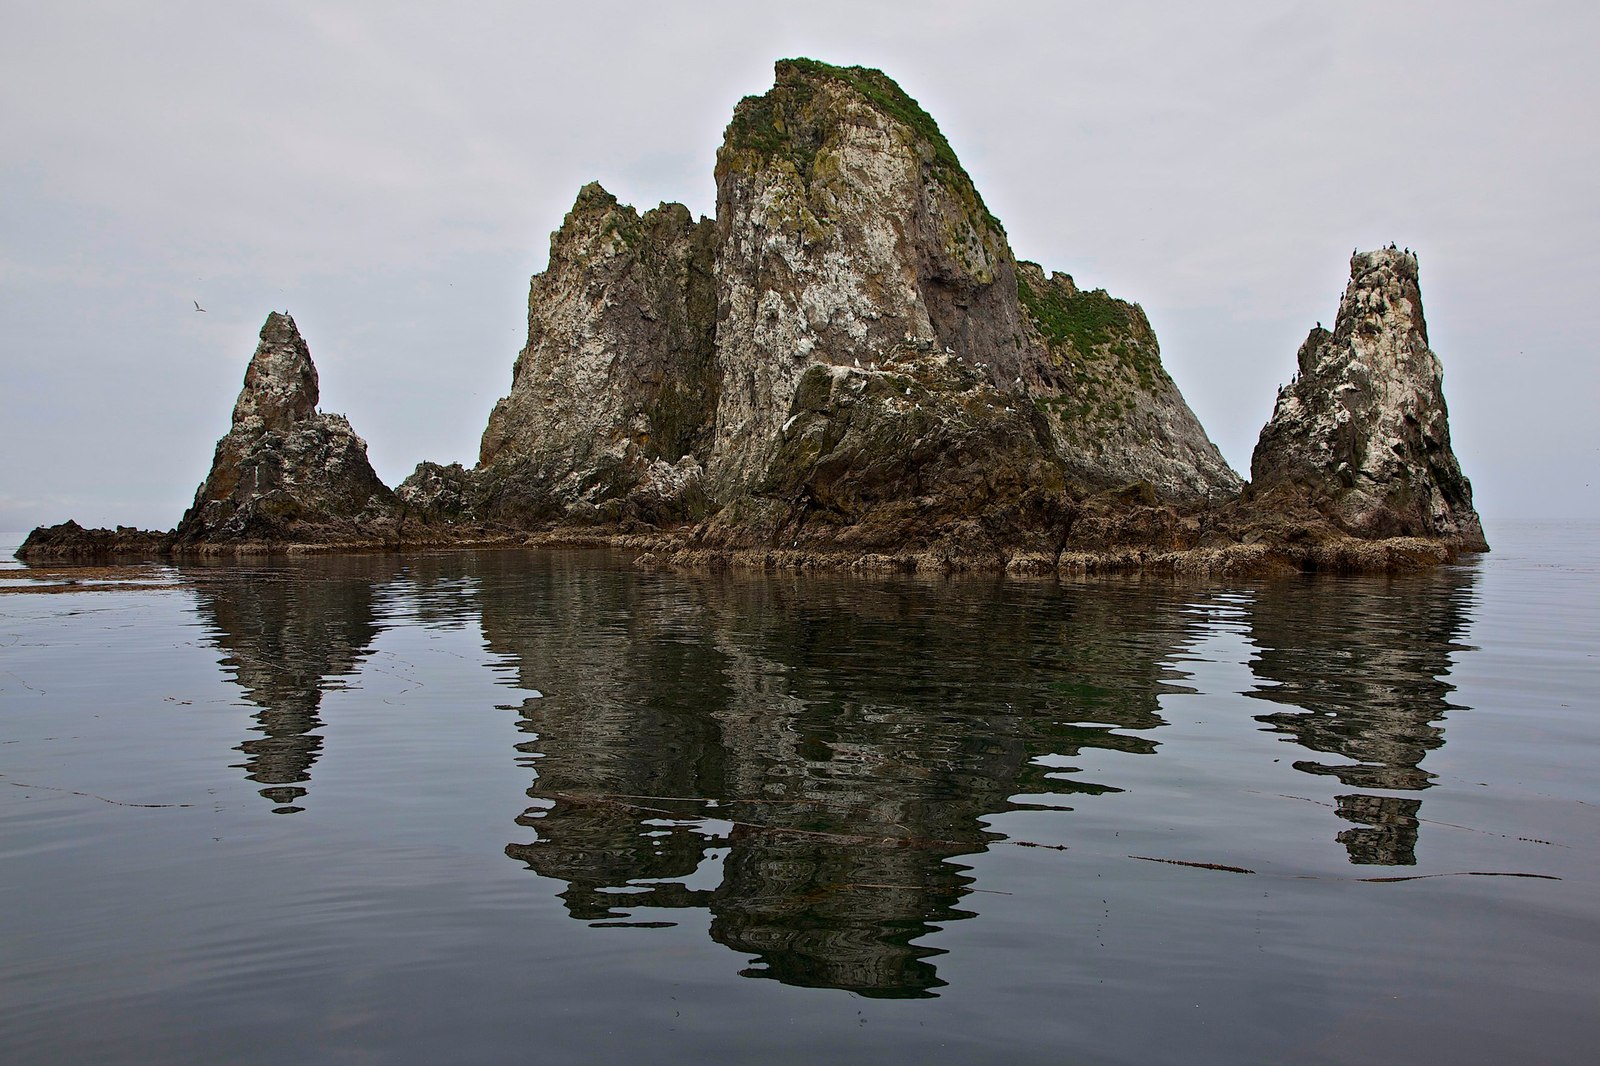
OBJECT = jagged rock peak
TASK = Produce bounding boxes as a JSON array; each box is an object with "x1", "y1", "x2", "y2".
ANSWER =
[
  {"x1": 474, "y1": 181, "x2": 718, "y2": 525},
  {"x1": 1250, "y1": 247, "x2": 1486, "y2": 548},
  {"x1": 233, "y1": 311, "x2": 319, "y2": 432},
  {"x1": 529, "y1": 181, "x2": 702, "y2": 291},
  {"x1": 174, "y1": 312, "x2": 396, "y2": 545}
]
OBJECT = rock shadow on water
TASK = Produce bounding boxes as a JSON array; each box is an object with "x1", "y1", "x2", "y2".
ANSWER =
[
  {"x1": 1244, "y1": 564, "x2": 1479, "y2": 865},
  {"x1": 184, "y1": 556, "x2": 403, "y2": 813},
  {"x1": 486, "y1": 557, "x2": 1199, "y2": 996}
]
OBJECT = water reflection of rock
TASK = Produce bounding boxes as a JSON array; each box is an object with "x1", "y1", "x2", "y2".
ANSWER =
[
  {"x1": 1335, "y1": 793, "x2": 1423, "y2": 866},
  {"x1": 1245, "y1": 567, "x2": 1476, "y2": 865},
  {"x1": 186, "y1": 558, "x2": 399, "y2": 813},
  {"x1": 489, "y1": 558, "x2": 1196, "y2": 997}
]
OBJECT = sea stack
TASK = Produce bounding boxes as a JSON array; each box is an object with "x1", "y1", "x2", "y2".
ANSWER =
[
  {"x1": 174, "y1": 312, "x2": 396, "y2": 546},
  {"x1": 423, "y1": 59, "x2": 1240, "y2": 560},
  {"x1": 1250, "y1": 249, "x2": 1487, "y2": 550}
]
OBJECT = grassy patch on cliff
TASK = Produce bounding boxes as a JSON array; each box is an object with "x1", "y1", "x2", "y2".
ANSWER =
[
  {"x1": 1017, "y1": 271, "x2": 1167, "y2": 394},
  {"x1": 724, "y1": 86, "x2": 805, "y2": 163},
  {"x1": 782, "y1": 60, "x2": 962, "y2": 180}
]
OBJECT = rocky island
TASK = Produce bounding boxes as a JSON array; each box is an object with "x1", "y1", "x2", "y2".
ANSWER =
[{"x1": 18, "y1": 59, "x2": 1486, "y2": 574}]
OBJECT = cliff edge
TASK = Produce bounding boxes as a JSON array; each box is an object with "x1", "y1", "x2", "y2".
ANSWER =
[{"x1": 467, "y1": 182, "x2": 717, "y2": 528}]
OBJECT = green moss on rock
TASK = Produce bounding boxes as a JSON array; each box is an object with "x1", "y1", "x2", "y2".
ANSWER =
[
  {"x1": 1016, "y1": 265, "x2": 1170, "y2": 401},
  {"x1": 722, "y1": 58, "x2": 1003, "y2": 235}
]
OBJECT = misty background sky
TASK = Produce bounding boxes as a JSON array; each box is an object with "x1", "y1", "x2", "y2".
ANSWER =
[{"x1": 4, "y1": 1, "x2": 1596, "y2": 533}]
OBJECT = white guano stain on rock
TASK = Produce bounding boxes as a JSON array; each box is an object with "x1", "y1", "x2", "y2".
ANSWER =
[{"x1": 1250, "y1": 248, "x2": 1486, "y2": 548}]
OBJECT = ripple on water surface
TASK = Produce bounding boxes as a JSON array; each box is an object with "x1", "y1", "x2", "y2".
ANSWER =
[{"x1": 1, "y1": 528, "x2": 1597, "y2": 1063}]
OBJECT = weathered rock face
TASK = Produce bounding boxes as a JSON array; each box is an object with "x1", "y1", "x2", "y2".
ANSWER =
[
  {"x1": 395, "y1": 461, "x2": 476, "y2": 524},
  {"x1": 17, "y1": 61, "x2": 1488, "y2": 575},
  {"x1": 1015, "y1": 262, "x2": 1241, "y2": 500},
  {"x1": 464, "y1": 58, "x2": 1239, "y2": 548},
  {"x1": 1250, "y1": 249, "x2": 1486, "y2": 549},
  {"x1": 706, "y1": 348, "x2": 1070, "y2": 555},
  {"x1": 475, "y1": 183, "x2": 718, "y2": 524},
  {"x1": 174, "y1": 313, "x2": 396, "y2": 544},
  {"x1": 707, "y1": 60, "x2": 1038, "y2": 497},
  {"x1": 697, "y1": 57, "x2": 1239, "y2": 536}
]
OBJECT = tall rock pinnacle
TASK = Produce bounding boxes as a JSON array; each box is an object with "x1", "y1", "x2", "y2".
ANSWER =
[
  {"x1": 175, "y1": 313, "x2": 396, "y2": 544},
  {"x1": 471, "y1": 182, "x2": 717, "y2": 525},
  {"x1": 1250, "y1": 248, "x2": 1486, "y2": 548},
  {"x1": 231, "y1": 311, "x2": 319, "y2": 432}
]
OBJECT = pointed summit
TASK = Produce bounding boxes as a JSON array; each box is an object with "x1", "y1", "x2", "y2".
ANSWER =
[
  {"x1": 702, "y1": 58, "x2": 1238, "y2": 516},
  {"x1": 1250, "y1": 248, "x2": 1486, "y2": 549},
  {"x1": 469, "y1": 181, "x2": 717, "y2": 526},
  {"x1": 720, "y1": 59, "x2": 1000, "y2": 241},
  {"x1": 175, "y1": 313, "x2": 396, "y2": 545},
  {"x1": 232, "y1": 311, "x2": 319, "y2": 432}
]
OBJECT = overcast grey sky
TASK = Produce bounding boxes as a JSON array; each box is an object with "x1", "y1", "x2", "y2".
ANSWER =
[{"x1": 4, "y1": 1, "x2": 1596, "y2": 533}]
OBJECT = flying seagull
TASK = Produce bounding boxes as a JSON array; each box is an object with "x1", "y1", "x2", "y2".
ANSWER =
[{"x1": 193, "y1": 300, "x2": 206, "y2": 312}]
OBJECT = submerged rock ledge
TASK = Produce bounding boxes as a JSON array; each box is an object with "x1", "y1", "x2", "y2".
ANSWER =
[{"x1": 18, "y1": 60, "x2": 1485, "y2": 575}]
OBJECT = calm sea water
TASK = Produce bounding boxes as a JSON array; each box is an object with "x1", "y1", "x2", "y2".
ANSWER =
[{"x1": 2, "y1": 525, "x2": 1596, "y2": 1064}]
